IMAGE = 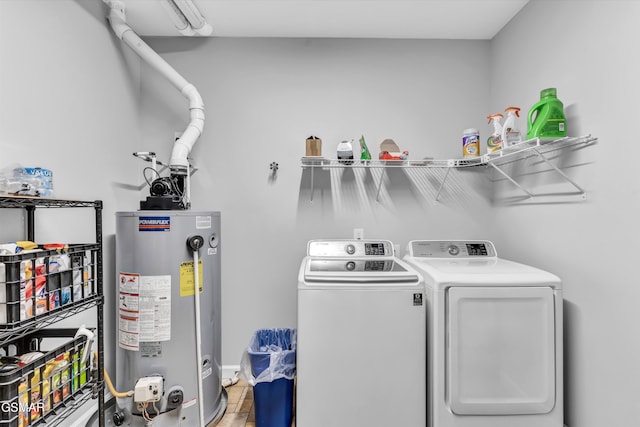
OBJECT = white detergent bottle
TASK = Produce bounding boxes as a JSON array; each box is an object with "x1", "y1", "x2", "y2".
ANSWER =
[
  {"x1": 501, "y1": 106, "x2": 522, "y2": 148},
  {"x1": 486, "y1": 113, "x2": 504, "y2": 153}
]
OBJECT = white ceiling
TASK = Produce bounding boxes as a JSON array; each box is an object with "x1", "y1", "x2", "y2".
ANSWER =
[{"x1": 118, "y1": 0, "x2": 530, "y2": 39}]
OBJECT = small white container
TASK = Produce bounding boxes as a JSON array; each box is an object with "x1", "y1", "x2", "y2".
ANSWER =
[{"x1": 462, "y1": 128, "x2": 480, "y2": 157}]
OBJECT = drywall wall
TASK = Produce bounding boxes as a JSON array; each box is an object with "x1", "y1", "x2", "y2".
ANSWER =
[
  {"x1": 490, "y1": 1, "x2": 640, "y2": 426},
  {"x1": 139, "y1": 37, "x2": 494, "y2": 365},
  {"x1": 5, "y1": 2, "x2": 635, "y2": 425},
  {"x1": 0, "y1": 0, "x2": 143, "y2": 381}
]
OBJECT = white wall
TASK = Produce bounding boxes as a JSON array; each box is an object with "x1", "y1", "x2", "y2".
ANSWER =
[
  {"x1": 490, "y1": 1, "x2": 640, "y2": 426},
  {"x1": 139, "y1": 36, "x2": 494, "y2": 365},
  {"x1": 0, "y1": 0, "x2": 144, "y2": 379},
  {"x1": 3, "y1": 1, "x2": 636, "y2": 426}
]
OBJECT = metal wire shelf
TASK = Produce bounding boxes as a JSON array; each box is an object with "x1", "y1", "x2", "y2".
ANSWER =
[
  {"x1": 0, "y1": 296, "x2": 102, "y2": 346},
  {"x1": 0, "y1": 197, "x2": 102, "y2": 209},
  {"x1": 300, "y1": 135, "x2": 597, "y2": 202},
  {"x1": 41, "y1": 386, "x2": 96, "y2": 427}
]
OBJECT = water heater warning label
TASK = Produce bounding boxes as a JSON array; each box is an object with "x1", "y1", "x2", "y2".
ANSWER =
[
  {"x1": 119, "y1": 272, "x2": 172, "y2": 351},
  {"x1": 139, "y1": 216, "x2": 171, "y2": 232},
  {"x1": 140, "y1": 342, "x2": 162, "y2": 358},
  {"x1": 179, "y1": 260, "x2": 204, "y2": 297}
]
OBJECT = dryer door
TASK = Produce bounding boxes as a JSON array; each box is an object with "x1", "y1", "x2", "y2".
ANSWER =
[{"x1": 447, "y1": 286, "x2": 556, "y2": 415}]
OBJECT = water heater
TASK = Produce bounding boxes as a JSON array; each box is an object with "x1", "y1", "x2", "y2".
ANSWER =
[{"x1": 115, "y1": 211, "x2": 226, "y2": 426}]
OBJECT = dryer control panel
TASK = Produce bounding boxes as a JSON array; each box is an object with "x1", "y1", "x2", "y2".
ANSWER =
[
  {"x1": 408, "y1": 240, "x2": 497, "y2": 258},
  {"x1": 308, "y1": 240, "x2": 394, "y2": 257}
]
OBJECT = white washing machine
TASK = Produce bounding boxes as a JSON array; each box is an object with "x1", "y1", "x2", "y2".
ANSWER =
[
  {"x1": 403, "y1": 240, "x2": 563, "y2": 427},
  {"x1": 297, "y1": 240, "x2": 426, "y2": 427}
]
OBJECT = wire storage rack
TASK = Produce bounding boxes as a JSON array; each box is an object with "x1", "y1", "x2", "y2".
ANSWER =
[{"x1": 0, "y1": 196, "x2": 104, "y2": 427}]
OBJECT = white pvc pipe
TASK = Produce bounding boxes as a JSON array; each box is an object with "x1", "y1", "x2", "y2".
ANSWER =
[
  {"x1": 192, "y1": 249, "x2": 205, "y2": 427},
  {"x1": 105, "y1": 1, "x2": 204, "y2": 174}
]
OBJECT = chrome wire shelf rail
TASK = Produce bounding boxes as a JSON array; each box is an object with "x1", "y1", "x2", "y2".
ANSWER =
[
  {"x1": 483, "y1": 134, "x2": 597, "y2": 166},
  {"x1": 0, "y1": 296, "x2": 102, "y2": 346},
  {"x1": 300, "y1": 135, "x2": 597, "y2": 203},
  {"x1": 44, "y1": 386, "x2": 95, "y2": 427},
  {"x1": 0, "y1": 196, "x2": 102, "y2": 209},
  {"x1": 300, "y1": 157, "x2": 485, "y2": 169}
]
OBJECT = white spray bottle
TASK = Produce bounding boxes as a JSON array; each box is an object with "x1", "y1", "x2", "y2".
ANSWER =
[
  {"x1": 501, "y1": 106, "x2": 522, "y2": 148},
  {"x1": 486, "y1": 113, "x2": 504, "y2": 153}
]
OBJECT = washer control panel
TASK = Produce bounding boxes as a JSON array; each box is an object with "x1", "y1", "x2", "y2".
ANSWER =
[
  {"x1": 309, "y1": 259, "x2": 406, "y2": 272},
  {"x1": 408, "y1": 240, "x2": 497, "y2": 258},
  {"x1": 308, "y1": 240, "x2": 394, "y2": 257}
]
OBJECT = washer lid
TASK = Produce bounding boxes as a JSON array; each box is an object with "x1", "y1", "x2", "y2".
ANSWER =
[
  {"x1": 404, "y1": 240, "x2": 560, "y2": 288},
  {"x1": 404, "y1": 256, "x2": 561, "y2": 287}
]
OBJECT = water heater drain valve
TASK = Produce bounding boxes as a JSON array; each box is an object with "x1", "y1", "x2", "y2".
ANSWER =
[{"x1": 134, "y1": 376, "x2": 164, "y2": 403}]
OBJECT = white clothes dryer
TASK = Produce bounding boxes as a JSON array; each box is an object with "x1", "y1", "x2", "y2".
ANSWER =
[
  {"x1": 403, "y1": 240, "x2": 563, "y2": 427},
  {"x1": 297, "y1": 240, "x2": 426, "y2": 427}
]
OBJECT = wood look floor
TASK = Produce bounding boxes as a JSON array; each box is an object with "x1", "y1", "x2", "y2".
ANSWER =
[{"x1": 210, "y1": 380, "x2": 296, "y2": 427}]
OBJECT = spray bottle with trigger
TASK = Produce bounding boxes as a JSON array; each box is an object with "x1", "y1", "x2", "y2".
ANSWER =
[
  {"x1": 486, "y1": 113, "x2": 504, "y2": 153},
  {"x1": 501, "y1": 106, "x2": 522, "y2": 148}
]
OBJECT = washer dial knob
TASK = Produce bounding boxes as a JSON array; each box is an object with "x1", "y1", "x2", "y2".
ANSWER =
[
  {"x1": 346, "y1": 261, "x2": 356, "y2": 271},
  {"x1": 447, "y1": 245, "x2": 460, "y2": 256}
]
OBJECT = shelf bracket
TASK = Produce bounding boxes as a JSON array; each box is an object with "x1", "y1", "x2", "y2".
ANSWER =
[
  {"x1": 530, "y1": 147, "x2": 586, "y2": 198},
  {"x1": 488, "y1": 162, "x2": 534, "y2": 199},
  {"x1": 488, "y1": 145, "x2": 587, "y2": 201},
  {"x1": 434, "y1": 167, "x2": 452, "y2": 202},
  {"x1": 375, "y1": 167, "x2": 387, "y2": 202},
  {"x1": 310, "y1": 166, "x2": 315, "y2": 203}
]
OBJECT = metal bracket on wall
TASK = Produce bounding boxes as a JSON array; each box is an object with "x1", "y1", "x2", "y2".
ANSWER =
[
  {"x1": 301, "y1": 157, "x2": 328, "y2": 202},
  {"x1": 434, "y1": 167, "x2": 452, "y2": 202},
  {"x1": 484, "y1": 135, "x2": 597, "y2": 201}
]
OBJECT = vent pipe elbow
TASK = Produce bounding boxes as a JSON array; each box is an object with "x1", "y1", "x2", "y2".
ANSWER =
[
  {"x1": 105, "y1": 3, "x2": 131, "y2": 39},
  {"x1": 104, "y1": 0, "x2": 204, "y2": 175},
  {"x1": 170, "y1": 83, "x2": 204, "y2": 173}
]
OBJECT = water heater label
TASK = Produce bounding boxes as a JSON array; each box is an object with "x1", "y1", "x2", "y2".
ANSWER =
[
  {"x1": 119, "y1": 273, "x2": 172, "y2": 351},
  {"x1": 180, "y1": 260, "x2": 204, "y2": 297},
  {"x1": 139, "y1": 216, "x2": 171, "y2": 232},
  {"x1": 196, "y1": 216, "x2": 212, "y2": 229},
  {"x1": 139, "y1": 275, "x2": 172, "y2": 342},
  {"x1": 140, "y1": 342, "x2": 162, "y2": 358},
  {"x1": 119, "y1": 272, "x2": 141, "y2": 351}
]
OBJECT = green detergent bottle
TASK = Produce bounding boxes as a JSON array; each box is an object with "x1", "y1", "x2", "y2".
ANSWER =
[{"x1": 526, "y1": 87, "x2": 567, "y2": 140}]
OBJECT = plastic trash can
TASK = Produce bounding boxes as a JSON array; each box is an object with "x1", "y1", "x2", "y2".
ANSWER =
[{"x1": 240, "y1": 328, "x2": 296, "y2": 427}]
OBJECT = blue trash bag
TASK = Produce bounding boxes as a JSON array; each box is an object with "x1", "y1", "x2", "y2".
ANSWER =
[{"x1": 239, "y1": 328, "x2": 296, "y2": 385}]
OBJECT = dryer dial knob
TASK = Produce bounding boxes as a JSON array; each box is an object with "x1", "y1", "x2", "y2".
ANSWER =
[
  {"x1": 345, "y1": 244, "x2": 356, "y2": 255},
  {"x1": 447, "y1": 245, "x2": 460, "y2": 256}
]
